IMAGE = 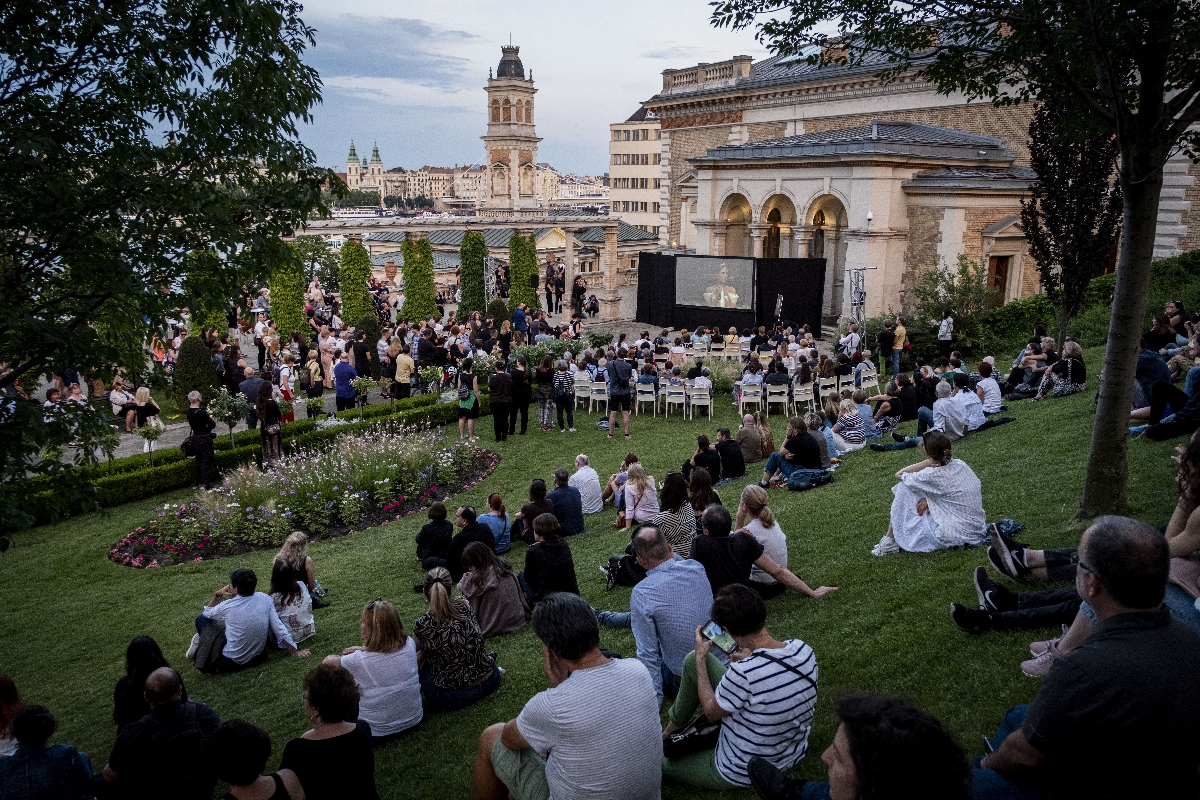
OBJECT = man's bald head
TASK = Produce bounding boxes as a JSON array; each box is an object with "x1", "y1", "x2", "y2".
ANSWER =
[
  {"x1": 1082, "y1": 516, "x2": 1170, "y2": 610},
  {"x1": 144, "y1": 667, "x2": 183, "y2": 706},
  {"x1": 631, "y1": 525, "x2": 671, "y2": 566},
  {"x1": 743, "y1": 414, "x2": 755, "y2": 427}
]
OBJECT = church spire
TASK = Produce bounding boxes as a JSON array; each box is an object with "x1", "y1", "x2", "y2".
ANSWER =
[
  {"x1": 370, "y1": 142, "x2": 382, "y2": 165},
  {"x1": 347, "y1": 141, "x2": 358, "y2": 162}
]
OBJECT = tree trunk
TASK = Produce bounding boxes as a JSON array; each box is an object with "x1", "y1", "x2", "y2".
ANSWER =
[
  {"x1": 1056, "y1": 304, "x2": 1072, "y2": 352},
  {"x1": 1078, "y1": 151, "x2": 1165, "y2": 518}
]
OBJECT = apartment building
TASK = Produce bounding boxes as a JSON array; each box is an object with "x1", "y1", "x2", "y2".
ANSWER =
[{"x1": 608, "y1": 107, "x2": 663, "y2": 234}]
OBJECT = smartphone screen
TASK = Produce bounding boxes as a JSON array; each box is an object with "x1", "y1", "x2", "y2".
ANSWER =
[{"x1": 701, "y1": 620, "x2": 737, "y2": 655}]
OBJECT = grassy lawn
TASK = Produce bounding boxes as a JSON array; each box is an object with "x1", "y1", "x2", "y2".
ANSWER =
[{"x1": 0, "y1": 349, "x2": 1182, "y2": 799}]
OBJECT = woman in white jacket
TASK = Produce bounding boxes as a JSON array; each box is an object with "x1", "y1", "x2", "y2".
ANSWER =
[{"x1": 872, "y1": 430, "x2": 987, "y2": 556}]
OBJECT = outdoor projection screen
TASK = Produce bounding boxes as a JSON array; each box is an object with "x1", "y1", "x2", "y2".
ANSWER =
[{"x1": 674, "y1": 255, "x2": 755, "y2": 311}]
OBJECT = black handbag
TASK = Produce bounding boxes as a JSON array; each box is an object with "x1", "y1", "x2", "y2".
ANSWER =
[{"x1": 662, "y1": 715, "x2": 722, "y2": 759}]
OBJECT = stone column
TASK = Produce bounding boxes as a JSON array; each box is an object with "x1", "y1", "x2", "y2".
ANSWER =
[
  {"x1": 749, "y1": 224, "x2": 770, "y2": 258},
  {"x1": 779, "y1": 226, "x2": 794, "y2": 260},
  {"x1": 794, "y1": 226, "x2": 813, "y2": 259},
  {"x1": 599, "y1": 223, "x2": 622, "y2": 320},
  {"x1": 712, "y1": 228, "x2": 727, "y2": 257}
]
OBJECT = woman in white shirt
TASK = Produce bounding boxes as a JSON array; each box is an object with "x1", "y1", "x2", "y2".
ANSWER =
[
  {"x1": 872, "y1": 431, "x2": 987, "y2": 556},
  {"x1": 323, "y1": 599, "x2": 423, "y2": 741},
  {"x1": 621, "y1": 464, "x2": 660, "y2": 528},
  {"x1": 269, "y1": 560, "x2": 314, "y2": 646},
  {"x1": 976, "y1": 360, "x2": 1004, "y2": 413},
  {"x1": 278, "y1": 351, "x2": 296, "y2": 423},
  {"x1": 736, "y1": 485, "x2": 789, "y2": 599}
]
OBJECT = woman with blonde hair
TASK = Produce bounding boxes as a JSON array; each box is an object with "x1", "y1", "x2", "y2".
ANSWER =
[
  {"x1": 621, "y1": 463, "x2": 660, "y2": 528},
  {"x1": 754, "y1": 410, "x2": 775, "y2": 460},
  {"x1": 133, "y1": 387, "x2": 161, "y2": 452},
  {"x1": 413, "y1": 568, "x2": 501, "y2": 712},
  {"x1": 736, "y1": 485, "x2": 791, "y2": 599},
  {"x1": 323, "y1": 599, "x2": 422, "y2": 741},
  {"x1": 457, "y1": 542, "x2": 529, "y2": 638},
  {"x1": 276, "y1": 531, "x2": 327, "y2": 608}
]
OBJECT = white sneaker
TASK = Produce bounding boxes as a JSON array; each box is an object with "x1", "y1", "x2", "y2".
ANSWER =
[
  {"x1": 569, "y1": 427, "x2": 576, "y2": 432},
  {"x1": 186, "y1": 633, "x2": 200, "y2": 660},
  {"x1": 871, "y1": 536, "x2": 900, "y2": 556}
]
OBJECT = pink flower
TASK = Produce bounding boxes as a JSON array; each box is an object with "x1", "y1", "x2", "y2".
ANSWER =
[
  {"x1": 202, "y1": 536, "x2": 211, "y2": 542},
  {"x1": 197, "y1": 543, "x2": 204, "y2": 549},
  {"x1": 193, "y1": 557, "x2": 204, "y2": 563}
]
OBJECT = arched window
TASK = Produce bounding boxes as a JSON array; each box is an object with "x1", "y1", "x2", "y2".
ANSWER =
[
  {"x1": 490, "y1": 100, "x2": 500, "y2": 122},
  {"x1": 502, "y1": 99, "x2": 511, "y2": 122}
]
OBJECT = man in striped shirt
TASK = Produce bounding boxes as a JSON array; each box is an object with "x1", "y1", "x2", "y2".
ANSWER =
[{"x1": 662, "y1": 584, "x2": 818, "y2": 789}]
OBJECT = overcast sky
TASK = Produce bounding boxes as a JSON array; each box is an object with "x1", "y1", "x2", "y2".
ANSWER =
[{"x1": 297, "y1": 0, "x2": 769, "y2": 176}]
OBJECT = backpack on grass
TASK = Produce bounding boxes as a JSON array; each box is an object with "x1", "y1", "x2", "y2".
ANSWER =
[{"x1": 787, "y1": 469, "x2": 833, "y2": 491}]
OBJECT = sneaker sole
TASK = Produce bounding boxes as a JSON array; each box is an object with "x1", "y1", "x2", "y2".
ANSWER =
[
  {"x1": 949, "y1": 603, "x2": 984, "y2": 634},
  {"x1": 988, "y1": 526, "x2": 1023, "y2": 581},
  {"x1": 973, "y1": 567, "x2": 988, "y2": 610}
]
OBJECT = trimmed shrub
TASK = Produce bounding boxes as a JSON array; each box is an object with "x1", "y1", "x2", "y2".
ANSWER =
[
  {"x1": 585, "y1": 331, "x2": 614, "y2": 350},
  {"x1": 270, "y1": 246, "x2": 308, "y2": 341},
  {"x1": 171, "y1": 336, "x2": 219, "y2": 410},
  {"x1": 338, "y1": 240, "x2": 373, "y2": 325},
  {"x1": 488, "y1": 298, "x2": 510, "y2": 323},
  {"x1": 459, "y1": 231, "x2": 487, "y2": 318},
  {"x1": 506, "y1": 233, "x2": 539, "y2": 312},
  {"x1": 400, "y1": 238, "x2": 438, "y2": 320}
]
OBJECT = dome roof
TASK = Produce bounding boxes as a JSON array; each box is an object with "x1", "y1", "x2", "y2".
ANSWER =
[{"x1": 496, "y1": 45, "x2": 525, "y2": 79}]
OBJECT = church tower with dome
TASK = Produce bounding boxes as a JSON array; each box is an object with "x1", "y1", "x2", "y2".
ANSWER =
[{"x1": 481, "y1": 44, "x2": 544, "y2": 216}]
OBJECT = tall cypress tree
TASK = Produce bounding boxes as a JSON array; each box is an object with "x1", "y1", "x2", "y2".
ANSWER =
[
  {"x1": 338, "y1": 240, "x2": 373, "y2": 325},
  {"x1": 1021, "y1": 102, "x2": 1123, "y2": 344},
  {"x1": 506, "y1": 233, "x2": 539, "y2": 312},
  {"x1": 400, "y1": 238, "x2": 438, "y2": 320},
  {"x1": 458, "y1": 231, "x2": 487, "y2": 317},
  {"x1": 269, "y1": 245, "x2": 307, "y2": 342}
]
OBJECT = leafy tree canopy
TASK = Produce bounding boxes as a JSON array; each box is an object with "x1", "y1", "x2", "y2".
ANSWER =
[{"x1": 0, "y1": 0, "x2": 329, "y2": 392}]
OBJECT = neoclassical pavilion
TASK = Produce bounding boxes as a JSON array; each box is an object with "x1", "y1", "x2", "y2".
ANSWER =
[{"x1": 686, "y1": 120, "x2": 1039, "y2": 319}]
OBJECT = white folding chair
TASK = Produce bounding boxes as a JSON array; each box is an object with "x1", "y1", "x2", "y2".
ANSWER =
[
  {"x1": 765, "y1": 384, "x2": 792, "y2": 418},
  {"x1": 708, "y1": 341, "x2": 725, "y2": 360},
  {"x1": 858, "y1": 370, "x2": 880, "y2": 396},
  {"x1": 589, "y1": 381, "x2": 609, "y2": 414},
  {"x1": 635, "y1": 383, "x2": 657, "y2": 417},
  {"x1": 793, "y1": 381, "x2": 816, "y2": 414},
  {"x1": 573, "y1": 375, "x2": 592, "y2": 410},
  {"x1": 739, "y1": 384, "x2": 763, "y2": 416},
  {"x1": 663, "y1": 385, "x2": 686, "y2": 417},
  {"x1": 687, "y1": 385, "x2": 712, "y2": 420},
  {"x1": 817, "y1": 377, "x2": 838, "y2": 406}
]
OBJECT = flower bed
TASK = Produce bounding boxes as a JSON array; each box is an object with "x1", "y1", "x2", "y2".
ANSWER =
[{"x1": 109, "y1": 423, "x2": 498, "y2": 568}]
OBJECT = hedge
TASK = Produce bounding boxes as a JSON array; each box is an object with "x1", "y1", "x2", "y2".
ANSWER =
[{"x1": 25, "y1": 395, "x2": 471, "y2": 516}]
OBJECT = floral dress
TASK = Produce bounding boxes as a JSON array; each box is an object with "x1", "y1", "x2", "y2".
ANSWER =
[
  {"x1": 272, "y1": 582, "x2": 315, "y2": 644},
  {"x1": 413, "y1": 598, "x2": 496, "y2": 690}
]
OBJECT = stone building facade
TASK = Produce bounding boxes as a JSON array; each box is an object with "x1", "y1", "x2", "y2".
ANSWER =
[
  {"x1": 641, "y1": 52, "x2": 1199, "y2": 319},
  {"x1": 480, "y1": 45, "x2": 542, "y2": 216},
  {"x1": 609, "y1": 108, "x2": 664, "y2": 234}
]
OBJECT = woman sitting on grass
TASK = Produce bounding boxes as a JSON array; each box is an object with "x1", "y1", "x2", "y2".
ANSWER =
[
  {"x1": 872, "y1": 374, "x2": 918, "y2": 434},
  {"x1": 621, "y1": 463, "x2": 660, "y2": 528},
  {"x1": 276, "y1": 531, "x2": 326, "y2": 608},
  {"x1": 323, "y1": 599, "x2": 422, "y2": 742},
  {"x1": 872, "y1": 431, "x2": 987, "y2": 556},
  {"x1": 652, "y1": 472, "x2": 695, "y2": 557},
  {"x1": 1033, "y1": 340, "x2": 1087, "y2": 401},
  {"x1": 413, "y1": 568, "x2": 502, "y2": 712},
  {"x1": 831, "y1": 398, "x2": 868, "y2": 454},
  {"x1": 754, "y1": 410, "x2": 775, "y2": 460},
  {"x1": 477, "y1": 493, "x2": 511, "y2": 555},
  {"x1": 270, "y1": 559, "x2": 315, "y2": 647},
  {"x1": 457, "y1": 542, "x2": 529, "y2": 639},
  {"x1": 688, "y1": 467, "x2": 722, "y2": 534},
  {"x1": 518, "y1": 514, "x2": 580, "y2": 604}
]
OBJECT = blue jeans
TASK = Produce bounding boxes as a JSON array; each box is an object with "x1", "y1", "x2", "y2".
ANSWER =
[
  {"x1": 419, "y1": 664, "x2": 501, "y2": 712},
  {"x1": 971, "y1": 706, "x2": 1046, "y2": 799},
  {"x1": 891, "y1": 349, "x2": 900, "y2": 378},
  {"x1": 763, "y1": 451, "x2": 797, "y2": 480},
  {"x1": 1164, "y1": 584, "x2": 1200, "y2": 633},
  {"x1": 916, "y1": 405, "x2": 934, "y2": 436},
  {"x1": 555, "y1": 396, "x2": 574, "y2": 430},
  {"x1": 518, "y1": 571, "x2": 534, "y2": 602},
  {"x1": 1186, "y1": 365, "x2": 1200, "y2": 398}
]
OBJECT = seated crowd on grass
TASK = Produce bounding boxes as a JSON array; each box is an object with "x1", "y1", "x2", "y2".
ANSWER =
[{"x1": 5, "y1": 308, "x2": 1200, "y2": 800}]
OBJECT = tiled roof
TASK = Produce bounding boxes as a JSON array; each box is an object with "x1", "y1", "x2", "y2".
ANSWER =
[
  {"x1": 697, "y1": 121, "x2": 1013, "y2": 163},
  {"x1": 364, "y1": 220, "x2": 656, "y2": 248},
  {"x1": 902, "y1": 166, "x2": 1037, "y2": 191},
  {"x1": 369, "y1": 250, "x2": 460, "y2": 272}
]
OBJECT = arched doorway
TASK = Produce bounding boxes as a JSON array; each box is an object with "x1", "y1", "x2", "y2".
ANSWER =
[
  {"x1": 760, "y1": 194, "x2": 796, "y2": 259},
  {"x1": 804, "y1": 196, "x2": 848, "y2": 317},
  {"x1": 721, "y1": 194, "x2": 751, "y2": 257}
]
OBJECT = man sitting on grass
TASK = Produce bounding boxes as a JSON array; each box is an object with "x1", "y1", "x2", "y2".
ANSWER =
[
  {"x1": 547, "y1": 468, "x2": 586, "y2": 535},
  {"x1": 759, "y1": 417, "x2": 822, "y2": 488},
  {"x1": 972, "y1": 516, "x2": 1200, "y2": 799},
  {"x1": 195, "y1": 568, "x2": 310, "y2": 671},
  {"x1": 471, "y1": 592, "x2": 663, "y2": 800},
  {"x1": 568, "y1": 454, "x2": 604, "y2": 514}
]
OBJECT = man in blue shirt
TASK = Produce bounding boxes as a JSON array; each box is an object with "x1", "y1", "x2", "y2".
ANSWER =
[
  {"x1": 332, "y1": 350, "x2": 357, "y2": 412},
  {"x1": 512, "y1": 304, "x2": 528, "y2": 345},
  {"x1": 547, "y1": 467, "x2": 585, "y2": 535},
  {"x1": 596, "y1": 526, "x2": 713, "y2": 702}
]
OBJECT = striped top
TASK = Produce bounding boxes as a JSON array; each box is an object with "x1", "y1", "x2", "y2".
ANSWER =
[
  {"x1": 714, "y1": 639, "x2": 818, "y2": 786},
  {"x1": 836, "y1": 412, "x2": 867, "y2": 443}
]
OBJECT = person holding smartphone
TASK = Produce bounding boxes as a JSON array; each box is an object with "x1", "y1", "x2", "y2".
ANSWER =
[{"x1": 661, "y1": 584, "x2": 818, "y2": 790}]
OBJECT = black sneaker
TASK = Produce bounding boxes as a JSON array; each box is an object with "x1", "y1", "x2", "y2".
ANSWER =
[
  {"x1": 870, "y1": 443, "x2": 887, "y2": 452},
  {"x1": 974, "y1": 566, "x2": 1017, "y2": 612},
  {"x1": 989, "y1": 525, "x2": 1030, "y2": 582},
  {"x1": 747, "y1": 755, "x2": 807, "y2": 800},
  {"x1": 950, "y1": 602, "x2": 994, "y2": 633},
  {"x1": 892, "y1": 432, "x2": 907, "y2": 443}
]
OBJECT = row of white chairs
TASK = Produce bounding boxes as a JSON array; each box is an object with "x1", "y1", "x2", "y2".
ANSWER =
[
  {"x1": 736, "y1": 369, "x2": 881, "y2": 418},
  {"x1": 569, "y1": 374, "x2": 714, "y2": 419}
]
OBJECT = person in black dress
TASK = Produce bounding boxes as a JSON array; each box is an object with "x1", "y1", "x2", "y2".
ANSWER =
[
  {"x1": 280, "y1": 664, "x2": 378, "y2": 800},
  {"x1": 112, "y1": 636, "x2": 183, "y2": 731},
  {"x1": 186, "y1": 391, "x2": 218, "y2": 488},
  {"x1": 256, "y1": 383, "x2": 282, "y2": 465},
  {"x1": 681, "y1": 434, "x2": 723, "y2": 482},
  {"x1": 210, "y1": 719, "x2": 304, "y2": 800},
  {"x1": 517, "y1": 513, "x2": 580, "y2": 604},
  {"x1": 508, "y1": 355, "x2": 532, "y2": 436}
]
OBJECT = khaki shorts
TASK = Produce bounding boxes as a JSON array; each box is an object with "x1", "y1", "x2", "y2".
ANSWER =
[{"x1": 491, "y1": 738, "x2": 550, "y2": 800}]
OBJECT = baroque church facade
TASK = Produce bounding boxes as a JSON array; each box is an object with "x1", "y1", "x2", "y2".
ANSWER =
[{"x1": 642, "y1": 52, "x2": 1199, "y2": 319}]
